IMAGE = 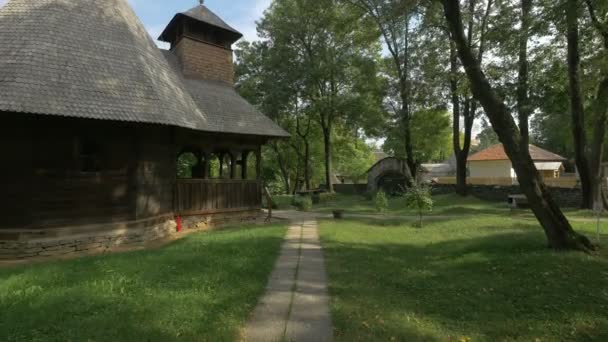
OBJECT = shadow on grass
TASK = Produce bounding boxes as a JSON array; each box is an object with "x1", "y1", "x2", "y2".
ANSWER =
[
  {"x1": 436, "y1": 205, "x2": 512, "y2": 216},
  {"x1": 321, "y1": 223, "x2": 608, "y2": 341},
  {"x1": 0, "y1": 225, "x2": 286, "y2": 341}
]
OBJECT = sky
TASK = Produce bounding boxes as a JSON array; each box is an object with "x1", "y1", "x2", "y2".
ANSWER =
[{"x1": 0, "y1": 0, "x2": 271, "y2": 45}]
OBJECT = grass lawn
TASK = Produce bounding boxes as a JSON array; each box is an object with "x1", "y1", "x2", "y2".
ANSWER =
[
  {"x1": 314, "y1": 193, "x2": 511, "y2": 217},
  {"x1": 314, "y1": 193, "x2": 606, "y2": 222},
  {"x1": 320, "y1": 215, "x2": 608, "y2": 341},
  {"x1": 0, "y1": 224, "x2": 287, "y2": 342}
]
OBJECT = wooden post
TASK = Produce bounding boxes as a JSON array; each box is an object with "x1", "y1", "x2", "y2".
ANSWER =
[
  {"x1": 219, "y1": 153, "x2": 224, "y2": 178},
  {"x1": 256, "y1": 147, "x2": 262, "y2": 181},
  {"x1": 201, "y1": 152, "x2": 208, "y2": 179},
  {"x1": 242, "y1": 151, "x2": 249, "y2": 180},
  {"x1": 230, "y1": 153, "x2": 237, "y2": 179}
]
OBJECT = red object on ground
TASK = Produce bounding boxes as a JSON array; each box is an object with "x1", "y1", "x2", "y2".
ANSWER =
[{"x1": 176, "y1": 215, "x2": 182, "y2": 233}]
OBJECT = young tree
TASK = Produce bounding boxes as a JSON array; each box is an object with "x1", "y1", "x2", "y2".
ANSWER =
[
  {"x1": 404, "y1": 185, "x2": 433, "y2": 227},
  {"x1": 441, "y1": 0, "x2": 594, "y2": 251}
]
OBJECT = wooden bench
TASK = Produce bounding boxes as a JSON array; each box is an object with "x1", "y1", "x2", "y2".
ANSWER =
[{"x1": 508, "y1": 194, "x2": 528, "y2": 209}]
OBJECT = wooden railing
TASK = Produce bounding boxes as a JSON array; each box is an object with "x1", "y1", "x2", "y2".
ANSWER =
[
  {"x1": 174, "y1": 179, "x2": 262, "y2": 215},
  {"x1": 434, "y1": 177, "x2": 579, "y2": 189}
]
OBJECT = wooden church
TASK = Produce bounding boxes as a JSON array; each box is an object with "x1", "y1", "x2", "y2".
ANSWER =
[{"x1": 0, "y1": 0, "x2": 288, "y2": 259}]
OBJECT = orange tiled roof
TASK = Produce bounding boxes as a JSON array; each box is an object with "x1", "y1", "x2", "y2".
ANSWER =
[{"x1": 468, "y1": 144, "x2": 566, "y2": 162}]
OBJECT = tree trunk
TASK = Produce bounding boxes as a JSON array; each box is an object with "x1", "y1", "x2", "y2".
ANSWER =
[
  {"x1": 304, "y1": 140, "x2": 311, "y2": 191},
  {"x1": 442, "y1": 0, "x2": 594, "y2": 252},
  {"x1": 295, "y1": 115, "x2": 313, "y2": 191},
  {"x1": 567, "y1": 0, "x2": 593, "y2": 209},
  {"x1": 584, "y1": 0, "x2": 608, "y2": 209},
  {"x1": 450, "y1": 0, "x2": 491, "y2": 196},
  {"x1": 322, "y1": 125, "x2": 334, "y2": 193},
  {"x1": 403, "y1": 114, "x2": 417, "y2": 176},
  {"x1": 271, "y1": 142, "x2": 291, "y2": 195},
  {"x1": 450, "y1": 39, "x2": 468, "y2": 195},
  {"x1": 589, "y1": 79, "x2": 608, "y2": 208},
  {"x1": 517, "y1": 0, "x2": 532, "y2": 146}
]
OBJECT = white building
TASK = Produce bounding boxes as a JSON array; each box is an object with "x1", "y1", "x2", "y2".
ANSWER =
[{"x1": 468, "y1": 144, "x2": 566, "y2": 179}]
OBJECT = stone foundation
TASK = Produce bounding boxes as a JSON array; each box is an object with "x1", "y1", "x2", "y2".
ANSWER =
[{"x1": 0, "y1": 210, "x2": 263, "y2": 261}]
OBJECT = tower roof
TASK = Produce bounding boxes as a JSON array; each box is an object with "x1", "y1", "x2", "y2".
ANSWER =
[{"x1": 158, "y1": 4, "x2": 243, "y2": 44}]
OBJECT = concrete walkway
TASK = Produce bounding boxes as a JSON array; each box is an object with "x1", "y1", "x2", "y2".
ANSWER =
[{"x1": 243, "y1": 215, "x2": 332, "y2": 342}]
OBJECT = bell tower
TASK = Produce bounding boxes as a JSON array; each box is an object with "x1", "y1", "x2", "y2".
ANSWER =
[{"x1": 159, "y1": 3, "x2": 243, "y2": 84}]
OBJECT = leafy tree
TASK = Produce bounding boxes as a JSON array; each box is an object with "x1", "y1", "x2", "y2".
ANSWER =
[
  {"x1": 441, "y1": 0, "x2": 594, "y2": 252},
  {"x1": 342, "y1": 0, "x2": 420, "y2": 185},
  {"x1": 259, "y1": 0, "x2": 385, "y2": 193},
  {"x1": 567, "y1": 0, "x2": 608, "y2": 209}
]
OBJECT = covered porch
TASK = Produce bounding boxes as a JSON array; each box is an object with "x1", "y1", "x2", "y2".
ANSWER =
[{"x1": 174, "y1": 139, "x2": 264, "y2": 216}]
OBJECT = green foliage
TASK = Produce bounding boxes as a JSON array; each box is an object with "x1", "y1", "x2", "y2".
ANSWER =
[
  {"x1": 333, "y1": 131, "x2": 376, "y2": 184},
  {"x1": 374, "y1": 190, "x2": 389, "y2": 213},
  {"x1": 474, "y1": 118, "x2": 500, "y2": 152},
  {"x1": 208, "y1": 157, "x2": 220, "y2": 179},
  {"x1": 403, "y1": 185, "x2": 433, "y2": 227},
  {"x1": 236, "y1": 0, "x2": 386, "y2": 193},
  {"x1": 177, "y1": 152, "x2": 198, "y2": 179},
  {"x1": 384, "y1": 109, "x2": 452, "y2": 162},
  {"x1": 293, "y1": 195, "x2": 313, "y2": 212}
]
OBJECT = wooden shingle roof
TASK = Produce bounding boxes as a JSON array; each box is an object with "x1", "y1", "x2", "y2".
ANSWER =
[
  {"x1": 0, "y1": 0, "x2": 288, "y2": 138},
  {"x1": 161, "y1": 50, "x2": 289, "y2": 137},
  {"x1": 468, "y1": 144, "x2": 566, "y2": 162},
  {"x1": 159, "y1": 5, "x2": 243, "y2": 44}
]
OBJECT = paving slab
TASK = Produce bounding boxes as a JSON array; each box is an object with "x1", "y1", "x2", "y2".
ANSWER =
[{"x1": 243, "y1": 215, "x2": 332, "y2": 342}]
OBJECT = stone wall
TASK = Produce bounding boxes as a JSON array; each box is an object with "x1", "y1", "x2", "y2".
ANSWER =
[
  {"x1": 173, "y1": 37, "x2": 234, "y2": 84},
  {"x1": 334, "y1": 184, "x2": 367, "y2": 195},
  {"x1": 431, "y1": 183, "x2": 582, "y2": 208},
  {"x1": 0, "y1": 210, "x2": 262, "y2": 261}
]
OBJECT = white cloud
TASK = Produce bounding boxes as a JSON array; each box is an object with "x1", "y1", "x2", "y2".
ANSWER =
[
  {"x1": 0, "y1": 0, "x2": 271, "y2": 45},
  {"x1": 230, "y1": 0, "x2": 272, "y2": 42}
]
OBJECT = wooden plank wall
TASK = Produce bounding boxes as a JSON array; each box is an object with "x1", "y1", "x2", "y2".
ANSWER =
[
  {"x1": 133, "y1": 125, "x2": 176, "y2": 220},
  {"x1": 0, "y1": 115, "x2": 134, "y2": 229},
  {"x1": 175, "y1": 179, "x2": 261, "y2": 215}
]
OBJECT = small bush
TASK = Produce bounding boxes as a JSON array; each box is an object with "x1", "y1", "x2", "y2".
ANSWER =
[
  {"x1": 404, "y1": 185, "x2": 433, "y2": 227},
  {"x1": 374, "y1": 190, "x2": 389, "y2": 213},
  {"x1": 293, "y1": 195, "x2": 313, "y2": 212},
  {"x1": 318, "y1": 192, "x2": 337, "y2": 203},
  {"x1": 262, "y1": 194, "x2": 294, "y2": 209}
]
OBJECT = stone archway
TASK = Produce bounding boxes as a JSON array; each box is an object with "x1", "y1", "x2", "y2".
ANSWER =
[{"x1": 367, "y1": 157, "x2": 410, "y2": 194}]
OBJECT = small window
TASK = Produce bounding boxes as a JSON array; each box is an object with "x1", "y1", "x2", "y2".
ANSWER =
[{"x1": 79, "y1": 139, "x2": 103, "y2": 173}]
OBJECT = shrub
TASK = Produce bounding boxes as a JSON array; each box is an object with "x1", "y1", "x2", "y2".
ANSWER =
[
  {"x1": 318, "y1": 192, "x2": 337, "y2": 203},
  {"x1": 262, "y1": 194, "x2": 294, "y2": 210},
  {"x1": 293, "y1": 195, "x2": 313, "y2": 212},
  {"x1": 374, "y1": 190, "x2": 389, "y2": 213},
  {"x1": 404, "y1": 185, "x2": 433, "y2": 227}
]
